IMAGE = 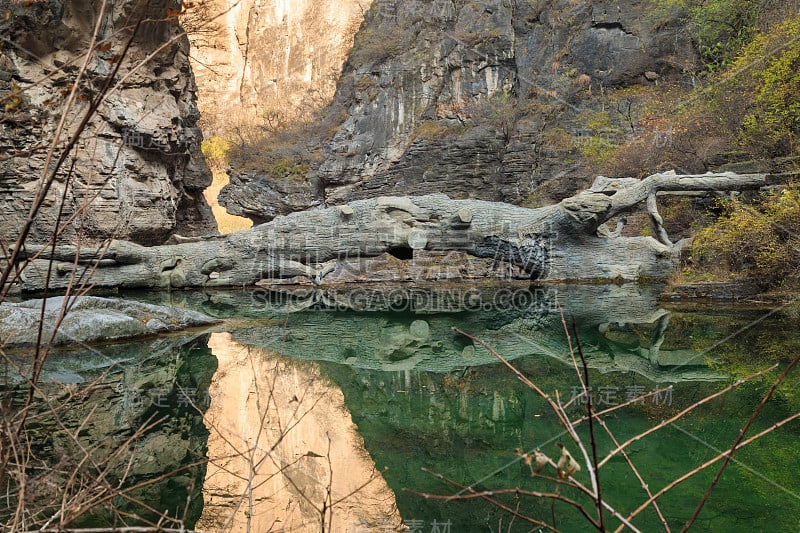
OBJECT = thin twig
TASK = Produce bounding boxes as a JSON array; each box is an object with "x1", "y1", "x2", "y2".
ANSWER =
[
  {"x1": 452, "y1": 328, "x2": 643, "y2": 533},
  {"x1": 618, "y1": 409, "x2": 800, "y2": 532},
  {"x1": 595, "y1": 417, "x2": 671, "y2": 532},
  {"x1": 409, "y1": 487, "x2": 600, "y2": 528},
  {"x1": 414, "y1": 468, "x2": 562, "y2": 532},
  {"x1": 453, "y1": 329, "x2": 573, "y2": 437},
  {"x1": 598, "y1": 365, "x2": 778, "y2": 469},
  {"x1": 571, "y1": 319, "x2": 605, "y2": 531}
]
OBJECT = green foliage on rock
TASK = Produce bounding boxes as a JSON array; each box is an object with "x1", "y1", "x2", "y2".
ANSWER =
[
  {"x1": 736, "y1": 15, "x2": 800, "y2": 157},
  {"x1": 691, "y1": 0, "x2": 760, "y2": 71},
  {"x1": 466, "y1": 93, "x2": 520, "y2": 141},
  {"x1": 410, "y1": 121, "x2": 467, "y2": 141},
  {"x1": 576, "y1": 110, "x2": 623, "y2": 165},
  {"x1": 688, "y1": 187, "x2": 800, "y2": 287},
  {"x1": 263, "y1": 157, "x2": 310, "y2": 182},
  {"x1": 234, "y1": 152, "x2": 311, "y2": 181},
  {"x1": 200, "y1": 136, "x2": 231, "y2": 170},
  {"x1": 608, "y1": 4, "x2": 800, "y2": 182}
]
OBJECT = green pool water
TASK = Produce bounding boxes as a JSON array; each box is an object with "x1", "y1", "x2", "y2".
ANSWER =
[{"x1": 6, "y1": 284, "x2": 800, "y2": 532}]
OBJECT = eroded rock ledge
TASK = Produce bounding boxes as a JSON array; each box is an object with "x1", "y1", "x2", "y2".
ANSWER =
[
  {"x1": 14, "y1": 171, "x2": 772, "y2": 292},
  {"x1": 0, "y1": 296, "x2": 218, "y2": 348},
  {"x1": 219, "y1": 0, "x2": 698, "y2": 220}
]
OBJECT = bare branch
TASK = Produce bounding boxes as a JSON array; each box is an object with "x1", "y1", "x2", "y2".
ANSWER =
[
  {"x1": 413, "y1": 468, "x2": 563, "y2": 532},
  {"x1": 598, "y1": 365, "x2": 779, "y2": 469},
  {"x1": 681, "y1": 352, "x2": 800, "y2": 531},
  {"x1": 618, "y1": 410, "x2": 800, "y2": 532}
]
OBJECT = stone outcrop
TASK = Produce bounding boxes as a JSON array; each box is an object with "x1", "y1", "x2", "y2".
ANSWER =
[
  {"x1": 0, "y1": 295, "x2": 218, "y2": 348},
  {"x1": 0, "y1": 0, "x2": 217, "y2": 248},
  {"x1": 13, "y1": 171, "x2": 771, "y2": 292},
  {"x1": 220, "y1": 0, "x2": 697, "y2": 222}
]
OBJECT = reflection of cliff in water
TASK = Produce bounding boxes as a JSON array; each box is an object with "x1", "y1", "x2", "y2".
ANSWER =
[
  {"x1": 311, "y1": 335, "x2": 758, "y2": 532},
  {"x1": 202, "y1": 283, "x2": 724, "y2": 382},
  {"x1": 1, "y1": 333, "x2": 215, "y2": 528},
  {"x1": 197, "y1": 332, "x2": 401, "y2": 532}
]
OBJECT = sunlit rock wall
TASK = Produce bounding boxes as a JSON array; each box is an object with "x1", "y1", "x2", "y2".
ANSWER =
[{"x1": 188, "y1": 0, "x2": 373, "y2": 131}]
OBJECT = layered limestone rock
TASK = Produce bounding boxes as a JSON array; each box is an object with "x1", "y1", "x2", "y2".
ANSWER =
[
  {"x1": 14, "y1": 171, "x2": 772, "y2": 292},
  {"x1": 220, "y1": 0, "x2": 697, "y2": 222},
  {"x1": 0, "y1": 295, "x2": 218, "y2": 348},
  {"x1": 0, "y1": 0, "x2": 217, "y2": 248}
]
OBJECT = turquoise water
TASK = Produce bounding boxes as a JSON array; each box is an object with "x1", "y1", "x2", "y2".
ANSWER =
[{"x1": 6, "y1": 284, "x2": 800, "y2": 531}]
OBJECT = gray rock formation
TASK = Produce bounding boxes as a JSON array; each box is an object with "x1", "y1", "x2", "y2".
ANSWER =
[
  {"x1": 0, "y1": 0, "x2": 217, "y2": 248},
  {"x1": 13, "y1": 171, "x2": 770, "y2": 292},
  {"x1": 220, "y1": 0, "x2": 697, "y2": 222},
  {"x1": 0, "y1": 296, "x2": 218, "y2": 348}
]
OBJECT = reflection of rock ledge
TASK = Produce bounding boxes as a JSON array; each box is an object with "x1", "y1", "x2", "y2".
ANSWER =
[
  {"x1": 3, "y1": 333, "x2": 215, "y2": 526},
  {"x1": 660, "y1": 281, "x2": 762, "y2": 301},
  {"x1": 225, "y1": 284, "x2": 724, "y2": 382}
]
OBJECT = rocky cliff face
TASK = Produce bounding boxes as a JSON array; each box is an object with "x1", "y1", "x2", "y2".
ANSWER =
[
  {"x1": 0, "y1": 0, "x2": 217, "y2": 247},
  {"x1": 221, "y1": 0, "x2": 697, "y2": 222},
  {"x1": 188, "y1": 0, "x2": 372, "y2": 130}
]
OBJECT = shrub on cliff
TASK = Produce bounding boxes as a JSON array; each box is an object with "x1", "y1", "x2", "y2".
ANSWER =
[
  {"x1": 201, "y1": 135, "x2": 231, "y2": 170},
  {"x1": 734, "y1": 15, "x2": 800, "y2": 158},
  {"x1": 695, "y1": 10, "x2": 800, "y2": 161},
  {"x1": 688, "y1": 187, "x2": 800, "y2": 287},
  {"x1": 691, "y1": 0, "x2": 760, "y2": 71},
  {"x1": 607, "y1": 7, "x2": 800, "y2": 180}
]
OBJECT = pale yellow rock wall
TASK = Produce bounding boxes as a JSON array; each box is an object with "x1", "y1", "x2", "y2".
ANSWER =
[{"x1": 189, "y1": 0, "x2": 373, "y2": 133}]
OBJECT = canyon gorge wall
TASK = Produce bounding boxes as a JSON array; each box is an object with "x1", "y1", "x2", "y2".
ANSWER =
[
  {"x1": 188, "y1": 0, "x2": 373, "y2": 132},
  {"x1": 1, "y1": 0, "x2": 701, "y2": 246},
  {"x1": 219, "y1": 0, "x2": 698, "y2": 223},
  {"x1": 0, "y1": 0, "x2": 217, "y2": 247}
]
